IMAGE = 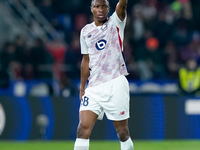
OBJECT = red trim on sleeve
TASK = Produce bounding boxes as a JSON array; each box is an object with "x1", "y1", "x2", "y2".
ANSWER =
[{"x1": 116, "y1": 27, "x2": 122, "y2": 51}]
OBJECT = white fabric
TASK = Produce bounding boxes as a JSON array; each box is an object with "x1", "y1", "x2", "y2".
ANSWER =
[
  {"x1": 80, "y1": 75, "x2": 130, "y2": 121},
  {"x1": 80, "y1": 11, "x2": 128, "y2": 87},
  {"x1": 74, "y1": 138, "x2": 89, "y2": 150},
  {"x1": 120, "y1": 138, "x2": 134, "y2": 150}
]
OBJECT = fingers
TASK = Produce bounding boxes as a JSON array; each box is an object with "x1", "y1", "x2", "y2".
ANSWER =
[{"x1": 80, "y1": 91, "x2": 85, "y2": 100}]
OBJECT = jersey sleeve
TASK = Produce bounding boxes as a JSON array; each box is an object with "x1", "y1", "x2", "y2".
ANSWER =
[
  {"x1": 111, "y1": 11, "x2": 127, "y2": 30},
  {"x1": 110, "y1": 11, "x2": 127, "y2": 51},
  {"x1": 80, "y1": 30, "x2": 88, "y2": 54}
]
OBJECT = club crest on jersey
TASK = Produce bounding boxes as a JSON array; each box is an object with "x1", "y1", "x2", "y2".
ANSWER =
[
  {"x1": 95, "y1": 39, "x2": 107, "y2": 50},
  {"x1": 101, "y1": 24, "x2": 107, "y2": 31}
]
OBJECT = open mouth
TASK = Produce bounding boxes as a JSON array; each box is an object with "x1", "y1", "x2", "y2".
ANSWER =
[{"x1": 98, "y1": 15, "x2": 104, "y2": 18}]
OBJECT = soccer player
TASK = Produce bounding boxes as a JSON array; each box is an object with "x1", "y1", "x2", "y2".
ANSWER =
[{"x1": 74, "y1": 0, "x2": 134, "y2": 150}]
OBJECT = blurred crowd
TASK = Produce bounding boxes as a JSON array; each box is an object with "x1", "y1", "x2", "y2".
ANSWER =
[{"x1": 1, "y1": 0, "x2": 200, "y2": 91}]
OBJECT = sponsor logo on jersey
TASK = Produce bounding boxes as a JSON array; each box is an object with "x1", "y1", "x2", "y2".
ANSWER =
[{"x1": 95, "y1": 39, "x2": 107, "y2": 50}]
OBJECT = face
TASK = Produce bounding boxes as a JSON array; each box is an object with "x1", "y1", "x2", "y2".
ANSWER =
[
  {"x1": 187, "y1": 59, "x2": 197, "y2": 70},
  {"x1": 91, "y1": 0, "x2": 109, "y2": 26}
]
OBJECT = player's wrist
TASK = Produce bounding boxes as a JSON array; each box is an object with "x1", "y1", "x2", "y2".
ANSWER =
[{"x1": 80, "y1": 86, "x2": 85, "y2": 91}]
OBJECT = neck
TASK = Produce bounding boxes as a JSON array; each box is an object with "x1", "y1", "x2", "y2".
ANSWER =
[{"x1": 94, "y1": 18, "x2": 108, "y2": 26}]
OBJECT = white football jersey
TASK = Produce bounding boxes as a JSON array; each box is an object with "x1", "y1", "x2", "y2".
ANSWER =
[{"x1": 80, "y1": 11, "x2": 129, "y2": 87}]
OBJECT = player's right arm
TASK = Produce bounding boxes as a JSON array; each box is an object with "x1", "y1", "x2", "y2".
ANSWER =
[{"x1": 80, "y1": 54, "x2": 90, "y2": 100}]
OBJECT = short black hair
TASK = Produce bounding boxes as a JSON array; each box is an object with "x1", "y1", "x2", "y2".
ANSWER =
[{"x1": 91, "y1": 0, "x2": 109, "y2": 6}]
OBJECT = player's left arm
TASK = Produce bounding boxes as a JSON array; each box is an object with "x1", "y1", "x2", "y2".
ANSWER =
[{"x1": 116, "y1": 0, "x2": 128, "y2": 21}]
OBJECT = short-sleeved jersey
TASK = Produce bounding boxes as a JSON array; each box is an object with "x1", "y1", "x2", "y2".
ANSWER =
[{"x1": 80, "y1": 11, "x2": 129, "y2": 87}]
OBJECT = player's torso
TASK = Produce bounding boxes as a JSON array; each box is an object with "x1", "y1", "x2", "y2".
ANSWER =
[
  {"x1": 83, "y1": 19, "x2": 120, "y2": 53},
  {"x1": 82, "y1": 17, "x2": 128, "y2": 87}
]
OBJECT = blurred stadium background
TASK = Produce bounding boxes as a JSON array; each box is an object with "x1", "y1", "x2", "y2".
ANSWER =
[{"x1": 0, "y1": 0, "x2": 200, "y2": 149}]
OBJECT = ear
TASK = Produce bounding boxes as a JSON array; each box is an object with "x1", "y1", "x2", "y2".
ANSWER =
[{"x1": 91, "y1": 6, "x2": 93, "y2": 13}]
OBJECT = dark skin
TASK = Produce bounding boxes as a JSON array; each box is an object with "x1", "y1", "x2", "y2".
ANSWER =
[
  {"x1": 91, "y1": 0, "x2": 127, "y2": 26},
  {"x1": 77, "y1": 0, "x2": 130, "y2": 142}
]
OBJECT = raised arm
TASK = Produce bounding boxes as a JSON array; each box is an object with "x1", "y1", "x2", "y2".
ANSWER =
[
  {"x1": 79, "y1": 54, "x2": 90, "y2": 100},
  {"x1": 116, "y1": 0, "x2": 128, "y2": 21}
]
